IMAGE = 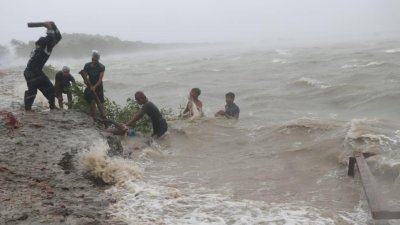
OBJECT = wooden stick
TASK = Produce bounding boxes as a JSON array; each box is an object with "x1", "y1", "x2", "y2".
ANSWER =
[
  {"x1": 79, "y1": 70, "x2": 126, "y2": 133},
  {"x1": 27, "y1": 22, "x2": 46, "y2": 28},
  {"x1": 79, "y1": 70, "x2": 106, "y2": 119}
]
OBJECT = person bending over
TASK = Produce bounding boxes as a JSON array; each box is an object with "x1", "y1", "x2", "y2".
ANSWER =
[
  {"x1": 124, "y1": 91, "x2": 168, "y2": 138},
  {"x1": 55, "y1": 66, "x2": 75, "y2": 109}
]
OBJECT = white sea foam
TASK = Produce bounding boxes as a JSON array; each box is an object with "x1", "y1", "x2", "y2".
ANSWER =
[
  {"x1": 272, "y1": 58, "x2": 287, "y2": 64},
  {"x1": 275, "y1": 49, "x2": 292, "y2": 56},
  {"x1": 341, "y1": 61, "x2": 384, "y2": 69},
  {"x1": 296, "y1": 77, "x2": 330, "y2": 89},
  {"x1": 106, "y1": 179, "x2": 367, "y2": 225},
  {"x1": 384, "y1": 48, "x2": 400, "y2": 53}
]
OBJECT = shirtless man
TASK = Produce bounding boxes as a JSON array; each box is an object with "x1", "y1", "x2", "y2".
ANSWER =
[{"x1": 183, "y1": 88, "x2": 203, "y2": 117}]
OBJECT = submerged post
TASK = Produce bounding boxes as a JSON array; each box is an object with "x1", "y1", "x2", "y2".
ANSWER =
[{"x1": 348, "y1": 156, "x2": 356, "y2": 177}]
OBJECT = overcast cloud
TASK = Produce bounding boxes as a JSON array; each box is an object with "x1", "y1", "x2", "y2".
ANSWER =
[{"x1": 1, "y1": 0, "x2": 400, "y2": 45}]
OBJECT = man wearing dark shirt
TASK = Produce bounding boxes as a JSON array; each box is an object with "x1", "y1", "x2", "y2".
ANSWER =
[
  {"x1": 83, "y1": 51, "x2": 105, "y2": 118},
  {"x1": 124, "y1": 91, "x2": 168, "y2": 138},
  {"x1": 55, "y1": 66, "x2": 75, "y2": 109},
  {"x1": 23, "y1": 21, "x2": 62, "y2": 110},
  {"x1": 215, "y1": 92, "x2": 240, "y2": 119}
]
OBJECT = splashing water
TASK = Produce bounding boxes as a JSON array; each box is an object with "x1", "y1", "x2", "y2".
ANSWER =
[
  {"x1": 79, "y1": 141, "x2": 143, "y2": 184},
  {"x1": 189, "y1": 100, "x2": 202, "y2": 121}
]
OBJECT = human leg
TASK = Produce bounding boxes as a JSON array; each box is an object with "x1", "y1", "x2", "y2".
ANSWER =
[
  {"x1": 37, "y1": 75, "x2": 56, "y2": 109},
  {"x1": 23, "y1": 69, "x2": 39, "y2": 110},
  {"x1": 57, "y1": 95, "x2": 63, "y2": 109},
  {"x1": 90, "y1": 101, "x2": 96, "y2": 118},
  {"x1": 66, "y1": 90, "x2": 73, "y2": 108}
]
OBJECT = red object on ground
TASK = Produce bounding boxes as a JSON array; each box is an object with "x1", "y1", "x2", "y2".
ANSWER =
[{"x1": 0, "y1": 111, "x2": 21, "y2": 129}]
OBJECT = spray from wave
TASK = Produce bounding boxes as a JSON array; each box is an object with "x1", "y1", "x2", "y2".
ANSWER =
[
  {"x1": 188, "y1": 101, "x2": 202, "y2": 121},
  {"x1": 79, "y1": 141, "x2": 143, "y2": 184}
]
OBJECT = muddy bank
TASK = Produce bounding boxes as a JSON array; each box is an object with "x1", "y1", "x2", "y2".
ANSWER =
[{"x1": 0, "y1": 107, "x2": 128, "y2": 225}]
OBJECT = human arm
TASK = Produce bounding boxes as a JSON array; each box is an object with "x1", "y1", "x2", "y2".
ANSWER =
[
  {"x1": 44, "y1": 22, "x2": 62, "y2": 53},
  {"x1": 82, "y1": 65, "x2": 91, "y2": 86},
  {"x1": 125, "y1": 110, "x2": 145, "y2": 128},
  {"x1": 69, "y1": 74, "x2": 76, "y2": 83},
  {"x1": 215, "y1": 110, "x2": 225, "y2": 117},
  {"x1": 92, "y1": 71, "x2": 104, "y2": 91},
  {"x1": 183, "y1": 102, "x2": 190, "y2": 114}
]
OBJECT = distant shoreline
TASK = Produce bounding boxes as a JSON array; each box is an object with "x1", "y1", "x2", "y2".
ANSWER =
[{"x1": 0, "y1": 33, "x2": 212, "y2": 61}]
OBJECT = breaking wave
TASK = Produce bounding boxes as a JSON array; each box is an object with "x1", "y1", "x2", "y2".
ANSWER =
[
  {"x1": 341, "y1": 61, "x2": 384, "y2": 69},
  {"x1": 106, "y1": 181, "x2": 368, "y2": 225}
]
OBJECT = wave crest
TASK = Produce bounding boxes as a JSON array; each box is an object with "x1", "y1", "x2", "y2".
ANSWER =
[
  {"x1": 278, "y1": 118, "x2": 341, "y2": 133},
  {"x1": 295, "y1": 77, "x2": 330, "y2": 89}
]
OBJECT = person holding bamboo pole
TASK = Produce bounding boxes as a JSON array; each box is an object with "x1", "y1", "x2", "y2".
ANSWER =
[{"x1": 82, "y1": 51, "x2": 105, "y2": 118}]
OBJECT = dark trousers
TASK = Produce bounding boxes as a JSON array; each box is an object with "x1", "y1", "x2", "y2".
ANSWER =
[
  {"x1": 152, "y1": 118, "x2": 168, "y2": 138},
  {"x1": 24, "y1": 69, "x2": 55, "y2": 110},
  {"x1": 84, "y1": 85, "x2": 105, "y2": 103}
]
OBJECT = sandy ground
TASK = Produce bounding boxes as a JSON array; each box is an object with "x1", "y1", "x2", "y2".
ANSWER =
[{"x1": 0, "y1": 71, "x2": 128, "y2": 225}]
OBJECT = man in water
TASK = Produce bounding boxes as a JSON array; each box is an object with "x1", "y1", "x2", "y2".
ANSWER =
[
  {"x1": 123, "y1": 91, "x2": 168, "y2": 138},
  {"x1": 23, "y1": 21, "x2": 62, "y2": 111},
  {"x1": 183, "y1": 88, "x2": 203, "y2": 117},
  {"x1": 215, "y1": 92, "x2": 240, "y2": 119},
  {"x1": 55, "y1": 66, "x2": 75, "y2": 109},
  {"x1": 83, "y1": 51, "x2": 105, "y2": 118}
]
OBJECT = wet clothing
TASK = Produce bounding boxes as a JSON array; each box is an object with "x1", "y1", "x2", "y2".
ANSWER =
[
  {"x1": 24, "y1": 25, "x2": 62, "y2": 110},
  {"x1": 55, "y1": 71, "x2": 75, "y2": 96},
  {"x1": 225, "y1": 103, "x2": 240, "y2": 119},
  {"x1": 83, "y1": 62, "x2": 105, "y2": 103},
  {"x1": 55, "y1": 71, "x2": 75, "y2": 103},
  {"x1": 141, "y1": 101, "x2": 168, "y2": 137},
  {"x1": 24, "y1": 69, "x2": 56, "y2": 109},
  {"x1": 185, "y1": 100, "x2": 202, "y2": 116}
]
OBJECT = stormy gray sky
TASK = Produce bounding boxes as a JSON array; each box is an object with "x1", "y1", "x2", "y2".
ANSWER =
[{"x1": 1, "y1": 0, "x2": 400, "y2": 45}]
